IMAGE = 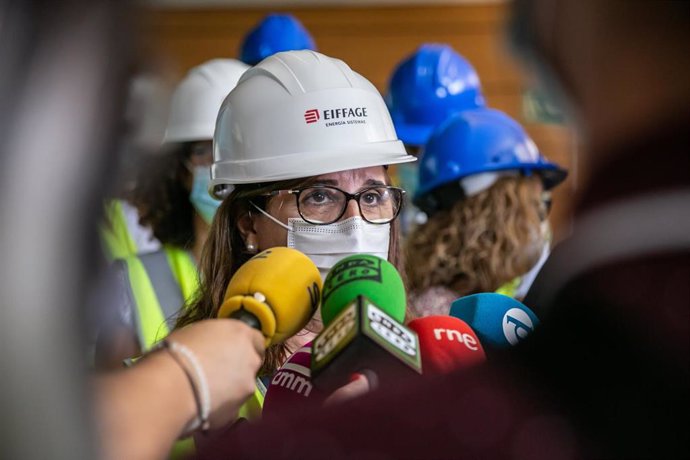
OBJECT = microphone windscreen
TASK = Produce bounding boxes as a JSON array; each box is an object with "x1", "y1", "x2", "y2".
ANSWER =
[
  {"x1": 321, "y1": 254, "x2": 405, "y2": 327},
  {"x1": 449, "y1": 293, "x2": 540, "y2": 349},
  {"x1": 407, "y1": 315, "x2": 486, "y2": 375},
  {"x1": 217, "y1": 247, "x2": 322, "y2": 344},
  {"x1": 262, "y1": 342, "x2": 325, "y2": 418}
]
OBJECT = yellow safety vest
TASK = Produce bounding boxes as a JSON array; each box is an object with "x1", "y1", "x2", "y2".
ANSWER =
[
  {"x1": 121, "y1": 246, "x2": 199, "y2": 350},
  {"x1": 100, "y1": 200, "x2": 139, "y2": 261},
  {"x1": 495, "y1": 277, "x2": 521, "y2": 299}
]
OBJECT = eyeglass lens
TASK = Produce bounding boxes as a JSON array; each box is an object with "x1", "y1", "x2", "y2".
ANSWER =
[{"x1": 297, "y1": 186, "x2": 402, "y2": 224}]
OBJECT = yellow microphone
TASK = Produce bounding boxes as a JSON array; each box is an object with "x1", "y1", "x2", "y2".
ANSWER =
[{"x1": 217, "y1": 247, "x2": 322, "y2": 346}]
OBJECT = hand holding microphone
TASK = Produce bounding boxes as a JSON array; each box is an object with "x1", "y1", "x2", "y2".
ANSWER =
[
  {"x1": 170, "y1": 247, "x2": 322, "y2": 429},
  {"x1": 95, "y1": 248, "x2": 324, "y2": 460},
  {"x1": 94, "y1": 320, "x2": 265, "y2": 460},
  {"x1": 161, "y1": 319, "x2": 266, "y2": 430},
  {"x1": 148, "y1": 248, "x2": 322, "y2": 436}
]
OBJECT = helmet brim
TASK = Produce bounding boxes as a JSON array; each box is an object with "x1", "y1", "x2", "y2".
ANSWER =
[
  {"x1": 392, "y1": 121, "x2": 435, "y2": 147},
  {"x1": 414, "y1": 162, "x2": 568, "y2": 213},
  {"x1": 210, "y1": 140, "x2": 416, "y2": 196},
  {"x1": 539, "y1": 164, "x2": 568, "y2": 190}
]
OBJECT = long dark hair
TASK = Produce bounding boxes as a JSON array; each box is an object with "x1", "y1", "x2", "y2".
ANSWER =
[
  {"x1": 176, "y1": 171, "x2": 406, "y2": 376},
  {"x1": 127, "y1": 143, "x2": 195, "y2": 247}
]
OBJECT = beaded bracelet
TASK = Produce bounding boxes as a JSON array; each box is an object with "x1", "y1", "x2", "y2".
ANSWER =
[{"x1": 155, "y1": 339, "x2": 211, "y2": 434}]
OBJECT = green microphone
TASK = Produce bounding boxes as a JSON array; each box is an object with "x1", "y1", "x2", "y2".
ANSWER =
[
  {"x1": 320, "y1": 253, "x2": 406, "y2": 326},
  {"x1": 311, "y1": 254, "x2": 422, "y2": 393}
]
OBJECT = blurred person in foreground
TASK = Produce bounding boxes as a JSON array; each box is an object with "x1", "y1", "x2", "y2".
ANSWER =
[{"x1": 192, "y1": 1, "x2": 689, "y2": 458}]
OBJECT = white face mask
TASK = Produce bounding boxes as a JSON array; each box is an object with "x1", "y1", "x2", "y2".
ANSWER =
[
  {"x1": 251, "y1": 203, "x2": 390, "y2": 280},
  {"x1": 287, "y1": 217, "x2": 390, "y2": 279}
]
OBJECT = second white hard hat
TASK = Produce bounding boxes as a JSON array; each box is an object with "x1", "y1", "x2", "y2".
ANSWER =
[
  {"x1": 211, "y1": 50, "x2": 414, "y2": 196},
  {"x1": 164, "y1": 58, "x2": 250, "y2": 144}
]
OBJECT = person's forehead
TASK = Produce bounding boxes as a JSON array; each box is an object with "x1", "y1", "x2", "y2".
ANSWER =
[{"x1": 313, "y1": 166, "x2": 386, "y2": 185}]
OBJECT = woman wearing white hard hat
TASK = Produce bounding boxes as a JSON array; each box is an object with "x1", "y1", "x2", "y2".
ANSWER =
[
  {"x1": 176, "y1": 50, "x2": 416, "y2": 377},
  {"x1": 95, "y1": 59, "x2": 250, "y2": 369}
]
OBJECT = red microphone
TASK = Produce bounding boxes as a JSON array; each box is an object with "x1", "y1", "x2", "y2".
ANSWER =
[
  {"x1": 407, "y1": 315, "x2": 486, "y2": 375},
  {"x1": 262, "y1": 342, "x2": 326, "y2": 419}
]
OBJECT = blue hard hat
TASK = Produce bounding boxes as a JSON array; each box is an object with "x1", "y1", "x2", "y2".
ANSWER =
[
  {"x1": 240, "y1": 14, "x2": 316, "y2": 66},
  {"x1": 414, "y1": 108, "x2": 567, "y2": 215},
  {"x1": 386, "y1": 43, "x2": 486, "y2": 147}
]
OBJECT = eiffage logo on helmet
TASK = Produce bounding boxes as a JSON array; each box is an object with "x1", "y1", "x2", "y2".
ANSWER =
[
  {"x1": 304, "y1": 109, "x2": 320, "y2": 124},
  {"x1": 304, "y1": 107, "x2": 368, "y2": 127}
]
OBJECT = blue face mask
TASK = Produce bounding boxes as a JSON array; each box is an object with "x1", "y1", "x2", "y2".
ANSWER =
[{"x1": 189, "y1": 165, "x2": 223, "y2": 224}]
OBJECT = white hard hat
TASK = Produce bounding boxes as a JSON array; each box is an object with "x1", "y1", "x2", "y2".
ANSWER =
[
  {"x1": 125, "y1": 73, "x2": 172, "y2": 151},
  {"x1": 164, "y1": 58, "x2": 250, "y2": 144},
  {"x1": 211, "y1": 50, "x2": 415, "y2": 195}
]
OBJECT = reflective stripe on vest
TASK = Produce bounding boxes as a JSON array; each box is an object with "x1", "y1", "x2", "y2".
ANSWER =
[
  {"x1": 100, "y1": 200, "x2": 138, "y2": 261},
  {"x1": 165, "y1": 247, "x2": 200, "y2": 302},
  {"x1": 123, "y1": 247, "x2": 198, "y2": 351}
]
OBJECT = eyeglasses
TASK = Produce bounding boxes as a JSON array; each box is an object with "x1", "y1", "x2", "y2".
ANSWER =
[{"x1": 261, "y1": 185, "x2": 405, "y2": 225}]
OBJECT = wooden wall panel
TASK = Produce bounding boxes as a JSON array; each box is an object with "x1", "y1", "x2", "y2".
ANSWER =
[{"x1": 143, "y1": 4, "x2": 579, "y2": 241}]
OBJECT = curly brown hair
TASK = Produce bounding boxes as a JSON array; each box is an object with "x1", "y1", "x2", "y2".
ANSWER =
[
  {"x1": 176, "y1": 172, "x2": 406, "y2": 376},
  {"x1": 127, "y1": 143, "x2": 195, "y2": 248},
  {"x1": 405, "y1": 175, "x2": 546, "y2": 299}
]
